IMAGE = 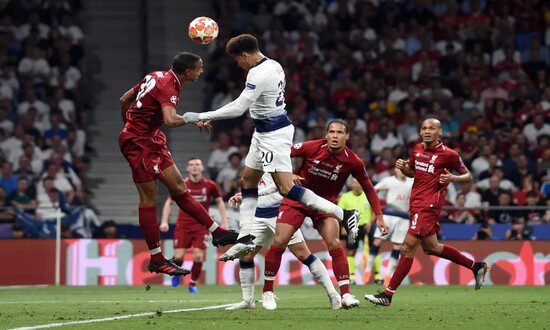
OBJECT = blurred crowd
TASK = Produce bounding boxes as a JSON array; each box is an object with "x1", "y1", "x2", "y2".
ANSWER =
[
  {"x1": 0, "y1": 0, "x2": 98, "y2": 237},
  {"x1": 204, "y1": 0, "x2": 550, "y2": 231}
]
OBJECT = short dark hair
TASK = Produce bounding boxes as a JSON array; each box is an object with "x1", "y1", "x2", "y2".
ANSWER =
[
  {"x1": 326, "y1": 119, "x2": 349, "y2": 133},
  {"x1": 226, "y1": 34, "x2": 259, "y2": 56},
  {"x1": 187, "y1": 157, "x2": 201, "y2": 163},
  {"x1": 172, "y1": 52, "x2": 201, "y2": 74}
]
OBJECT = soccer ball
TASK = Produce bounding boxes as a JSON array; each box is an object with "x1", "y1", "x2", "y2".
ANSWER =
[{"x1": 188, "y1": 17, "x2": 219, "y2": 44}]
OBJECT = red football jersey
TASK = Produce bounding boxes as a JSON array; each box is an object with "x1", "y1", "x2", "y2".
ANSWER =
[
  {"x1": 283, "y1": 139, "x2": 382, "y2": 215},
  {"x1": 177, "y1": 178, "x2": 221, "y2": 232},
  {"x1": 124, "y1": 70, "x2": 182, "y2": 135},
  {"x1": 408, "y1": 142, "x2": 467, "y2": 209}
]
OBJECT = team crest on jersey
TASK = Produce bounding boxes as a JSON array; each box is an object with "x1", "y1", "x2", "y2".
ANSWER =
[
  {"x1": 170, "y1": 96, "x2": 177, "y2": 105},
  {"x1": 429, "y1": 155, "x2": 438, "y2": 164},
  {"x1": 246, "y1": 83, "x2": 256, "y2": 90},
  {"x1": 334, "y1": 164, "x2": 342, "y2": 173},
  {"x1": 312, "y1": 159, "x2": 320, "y2": 164},
  {"x1": 293, "y1": 143, "x2": 303, "y2": 149}
]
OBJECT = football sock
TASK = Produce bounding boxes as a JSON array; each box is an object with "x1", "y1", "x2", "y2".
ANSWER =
[
  {"x1": 440, "y1": 245, "x2": 475, "y2": 269},
  {"x1": 172, "y1": 191, "x2": 224, "y2": 234},
  {"x1": 138, "y1": 206, "x2": 165, "y2": 263},
  {"x1": 303, "y1": 254, "x2": 338, "y2": 296},
  {"x1": 287, "y1": 185, "x2": 344, "y2": 220},
  {"x1": 366, "y1": 245, "x2": 379, "y2": 272},
  {"x1": 386, "y1": 249, "x2": 400, "y2": 276},
  {"x1": 347, "y1": 256, "x2": 356, "y2": 281},
  {"x1": 329, "y1": 248, "x2": 350, "y2": 296},
  {"x1": 239, "y1": 260, "x2": 255, "y2": 303},
  {"x1": 240, "y1": 188, "x2": 258, "y2": 235},
  {"x1": 385, "y1": 256, "x2": 413, "y2": 295},
  {"x1": 189, "y1": 261, "x2": 203, "y2": 286},
  {"x1": 263, "y1": 245, "x2": 285, "y2": 293}
]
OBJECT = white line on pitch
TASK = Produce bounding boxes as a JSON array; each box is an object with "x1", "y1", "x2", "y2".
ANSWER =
[
  {"x1": 0, "y1": 299, "x2": 231, "y2": 304},
  {"x1": 11, "y1": 303, "x2": 237, "y2": 330},
  {"x1": 0, "y1": 285, "x2": 50, "y2": 289}
]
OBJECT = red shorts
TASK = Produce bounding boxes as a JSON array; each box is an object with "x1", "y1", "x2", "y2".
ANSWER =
[
  {"x1": 118, "y1": 130, "x2": 174, "y2": 183},
  {"x1": 277, "y1": 202, "x2": 333, "y2": 230},
  {"x1": 407, "y1": 206, "x2": 441, "y2": 239},
  {"x1": 173, "y1": 220, "x2": 210, "y2": 250}
]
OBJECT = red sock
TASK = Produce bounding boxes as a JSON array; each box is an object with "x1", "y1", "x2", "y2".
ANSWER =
[
  {"x1": 439, "y1": 245, "x2": 475, "y2": 269},
  {"x1": 190, "y1": 261, "x2": 203, "y2": 285},
  {"x1": 329, "y1": 248, "x2": 350, "y2": 296},
  {"x1": 172, "y1": 191, "x2": 225, "y2": 235},
  {"x1": 263, "y1": 245, "x2": 285, "y2": 293},
  {"x1": 138, "y1": 206, "x2": 165, "y2": 263},
  {"x1": 385, "y1": 257, "x2": 413, "y2": 295}
]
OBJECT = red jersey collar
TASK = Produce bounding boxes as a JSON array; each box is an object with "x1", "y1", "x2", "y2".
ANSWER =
[
  {"x1": 169, "y1": 69, "x2": 182, "y2": 89},
  {"x1": 423, "y1": 141, "x2": 443, "y2": 151}
]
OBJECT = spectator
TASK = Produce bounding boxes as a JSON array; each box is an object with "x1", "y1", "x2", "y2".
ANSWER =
[
  {"x1": 473, "y1": 221, "x2": 493, "y2": 240},
  {"x1": 488, "y1": 192, "x2": 517, "y2": 224},
  {"x1": 522, "y1": 113, "x2": 550, "y2": 145},
  {"x1": 6, "y1": 177, "x2": 36, "y2": 213},
  {"x1": 448, "y1": 193, "x2": 476, "y2": 223},
  {"x1": 370, "y1": 124, "x2": 403, "y2": 156},
  {"x1": 0, "y1": 162, "x2": 18, "y2": 195},
  {"x1": 0, "y1": 186, "x2": 13, "y2": 222},
  {"x1": 506, "y1": 218, "x2": 534, "y2": 240},
  {"x1": 217, "y1": 152, "x2": 242, "y2": 200},
  {"x1": 207, "y1": 132, "x2": 238, "y2": 180},
  {"x1": 471, "y1": 145, "x2": 492, "y2": 176},
  {"x1": 94, "y1": 220, "x2": 120, "y2": 239}
]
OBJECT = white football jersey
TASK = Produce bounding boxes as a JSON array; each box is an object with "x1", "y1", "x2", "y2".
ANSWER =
[
  {"x1": 240, "y1": 58, "x2": 287, "y2": 120},
  {"x1": 257, "y1": 172, "x2": 282, "y2": 209},
  {"x1": 375, "y1": 176, "x2": 413, "y2": 214}
]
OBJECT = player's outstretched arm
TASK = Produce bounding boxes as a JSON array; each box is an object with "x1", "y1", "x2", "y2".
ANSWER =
[
  {"x1": 439, "y1": 168, "x2": 473, "y2": 184},
  {"x1": 162, "y1": 106, "x2": 188, "y2": 127},
  {"x1": 159, "y1": 196, "x2": 173, "y2": 232},
  {"x1": 119, "y1": 88, "x2": 137, "y2": 124},
  {"x1": 215, "y1": 197, "x2": 228, "y2": 229},
  {"x1": 183, "y1": 94, "x2": 253, "y2": 123}
]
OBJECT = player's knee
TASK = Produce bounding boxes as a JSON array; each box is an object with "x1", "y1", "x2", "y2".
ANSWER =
[
  {"x1": 325, "y1": 239, "x2": 342, "y2": 251},
  {"x1": 273, "y1": 235, "x2": 288, "y2": 248},
  {"x1": 139, "y1": 196, "x2": 157, "y2": 206},
  {"x1": 422, "y1": 244, "x2": 441, "y2": 255},
  {"x1": 401, "y1": 242, "x2": 414, "y2": 254}
]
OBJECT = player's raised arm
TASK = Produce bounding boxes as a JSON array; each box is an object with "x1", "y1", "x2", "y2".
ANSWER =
[
  {"x1": 162, "y1": 105, "x2": 188, "y2": 127},
  {"x1": 119, "y1": 87, "x2": 138, "y2": 124},
  {"x1": 439, "y1": 153, "x2": 473, "y2": 184},
  {"x1": 351, "y1": 164, "x2": 382, "y2": 216},
  {"x1": 215, "y1": 196, "x2": 228, "y2": 229},
  {"x1": 159, "y1": 196, "x2": 173, "y2": 232}
]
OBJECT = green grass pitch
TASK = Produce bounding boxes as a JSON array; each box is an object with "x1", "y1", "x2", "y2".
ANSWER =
[{"x1": 1, "y1": 285, "x2": 548, "y2": 329}]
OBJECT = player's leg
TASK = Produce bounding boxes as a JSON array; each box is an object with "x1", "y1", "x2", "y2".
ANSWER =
[
  {"x1": 385, "y1": 243, "x2": 401, "y2": 285},
  {"x1": 364, "y1": 237, "x2": 382, "y2": 283},
  {"x1": 160, "y1": 165, "x2": 237, "y2": 246},
  {"x1": 384, "y1": 216, "x2": 409, "y2": 285},
  {"x1": 315, "y1": 217, "x2": 359, "y2": 308},
  {"x1": 171, "y1": 248, "x2": 186, "y2": 287},
  {"x1": 188, "y1": 247, "x2": 205, "y2": 293},
  {"x1": 135, "y1": 180, "x2": 189, "y2": 276},
  {"x1": 365, "y1": 233, "x2": 421, "y2": 306},
  {"x1": 271, "y1": 172, "x2": 360, "y2": 241},
  {"x1": 288, "y1": 240, "x2": 341, "y2": 309},
  {"x1": 226, "y1": 249, "x2": 262, "y2": 310},
  {"x1": 262, "y1": 222, "x2": 297, "y2": 310},
  {"x1": 421, "y1": 234, "x2": 489, "y2": 289}
]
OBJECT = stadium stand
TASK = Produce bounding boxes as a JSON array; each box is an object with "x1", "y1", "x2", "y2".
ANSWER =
[
  {"x1": 0, "y1": 0, "x2": 100, "y2": 237},
  {"x1": 203, "y1": 0, "x2": 549, "y2": 231}
]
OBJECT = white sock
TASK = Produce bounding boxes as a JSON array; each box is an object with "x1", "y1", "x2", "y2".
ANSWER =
[
  {"x1": 150, "y1": 247, "x2": 161, "y2": 255},
  {"x1": 308, "y1": 258, "x2": 339, "y2": 296},
  {"x1": 300, "y1": 188, "x2": 344, "y2": 220},
  {"x1": 239, "y1": 193, "x2": 258, "y2": 236},
  {"x1": 386, "y1": 256, "x2": 399, "y2": 277},
  {"x1": 239, "y1": 263, "x2": 255, "y2": 303}
]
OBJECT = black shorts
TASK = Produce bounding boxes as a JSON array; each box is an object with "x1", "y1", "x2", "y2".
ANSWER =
[{"x1": 341, "y1": 224, "x2": 368, "y2": 251}]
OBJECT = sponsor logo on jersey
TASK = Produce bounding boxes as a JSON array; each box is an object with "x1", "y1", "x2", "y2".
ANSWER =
[
  {"x1": 415, "y1": 159, "x2": 435, "y2": 174},
  {"x1": 246, "y1": 83, "x2": 256, "y2": 90}
]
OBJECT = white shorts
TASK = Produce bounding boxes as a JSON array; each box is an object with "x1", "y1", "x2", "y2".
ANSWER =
[
  {"x1": 245, "y1": 125, "x2": 294, "y2": 173},
  {"x1": 238, "y1": 215, "x2": 304, "y2": 247},
  {"x1": 374, "y1": 215, "x2": 409, "y2": 244}
]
